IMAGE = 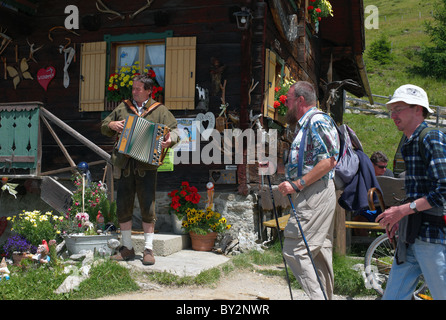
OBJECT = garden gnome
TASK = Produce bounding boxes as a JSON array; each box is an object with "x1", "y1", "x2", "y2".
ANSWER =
[
  {"x1": 33, "y1": 240, "x2": 50, "y2": 264},
  {"x1": 97, "y1": 212, "x2": 105, "y2": 231},
  {"x1": 0, "y1": 257, "x2": 10, "y2": 280}
]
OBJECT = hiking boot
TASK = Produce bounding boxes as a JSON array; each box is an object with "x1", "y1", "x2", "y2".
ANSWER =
[
  {"x1": 142, "y1": 248, "x2": 155, "y2": 265},
  {"x1": 110, "y1": 246, "x2": 135, "y2": 261}
]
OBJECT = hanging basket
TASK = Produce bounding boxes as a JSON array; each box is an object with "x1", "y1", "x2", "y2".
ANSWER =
[{"x1": 189, "y1": 231, "x2": 217, "y2": 251}]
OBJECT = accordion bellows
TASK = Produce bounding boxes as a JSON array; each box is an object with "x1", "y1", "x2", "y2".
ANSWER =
[{"x1": 117, "y1": 115, "x2": 169, "y2": 166}]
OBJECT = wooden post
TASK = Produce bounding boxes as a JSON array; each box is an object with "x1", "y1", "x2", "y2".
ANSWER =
[{"x1": 333, "y1": 191, "x2": 346, "y2": 255}]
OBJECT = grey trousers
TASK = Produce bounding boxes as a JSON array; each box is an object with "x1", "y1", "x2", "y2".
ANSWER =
[{"x1": 283, "y1": 179, "x2": 336, "y2": 300}]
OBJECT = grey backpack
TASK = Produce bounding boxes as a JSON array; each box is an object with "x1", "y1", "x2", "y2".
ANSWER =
[{"x1": 298, "y1": 112, "x2": 362, "y2": 190}]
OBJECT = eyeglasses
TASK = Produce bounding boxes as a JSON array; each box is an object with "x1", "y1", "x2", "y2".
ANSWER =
[
  {"x1": 389, "y1": 106, "x2": 414, "y2": 116},
  {"x1": 373, "y1": 163, "x2": 387, "y2": 169}
]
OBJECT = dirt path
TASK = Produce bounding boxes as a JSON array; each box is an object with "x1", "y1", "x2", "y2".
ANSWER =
[{"x1": 98, "y1": 267, "x2": 376, "y2": 301}]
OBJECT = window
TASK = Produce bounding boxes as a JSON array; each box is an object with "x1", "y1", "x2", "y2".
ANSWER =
[
  {"x1": 114, "y1": 42, "x2": 166, "y2": 87},
  {"x1": 79, "y1": 33, "x2": 196, "y2": 112}
]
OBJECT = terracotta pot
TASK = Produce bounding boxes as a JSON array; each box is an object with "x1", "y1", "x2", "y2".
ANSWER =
[
  {"x1": 189, "y1": 231, "x2": 217, "y2": 251},
  {"x1": 12, "y1": 252, "x2": 27, "y2": 266}
]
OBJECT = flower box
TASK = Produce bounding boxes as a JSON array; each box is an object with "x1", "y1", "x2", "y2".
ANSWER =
[{"x1": 64, "y1": 233, "x2": 119, "y2": 255}]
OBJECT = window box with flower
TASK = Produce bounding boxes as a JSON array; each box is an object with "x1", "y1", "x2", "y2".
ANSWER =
[
  {"x1": 307, "y1": 0, "x2": 334, "y2": 26},
  {"x1": 274, "y1": 75, "x2": 296, "y2": 119},
  {"x1": 106, "y1": 61, "x2": 164, "y2": 105}
]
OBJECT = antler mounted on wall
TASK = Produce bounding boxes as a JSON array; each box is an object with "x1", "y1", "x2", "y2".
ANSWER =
[
  {"x1": 96, "y1": 0, "x2": 125, "y2": 20},
  {"x1": 0, "y1": 27, "x2": 12, "y2": 56},
  {"x1": 129, "y1": 0, "x2": 155, "y2": 19}
]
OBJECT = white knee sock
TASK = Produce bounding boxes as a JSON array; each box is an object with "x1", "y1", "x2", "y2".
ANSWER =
[
  {"x1": 121, "y1": 230, "x2": 133, "y2": 249},
  {"x1": 144, "y1": 233, "x2": 154, "y2": 250}
]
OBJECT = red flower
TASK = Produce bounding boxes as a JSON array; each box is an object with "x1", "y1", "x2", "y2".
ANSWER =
[
  {"x1": 308, "y1": 6, "x2": 314, "y2": 10},
  {"x1": 181, "y1": 181, "x2": 189, "y2": 187},
  {"x1": 148, "y1": 69, "x2": 156, "y2": 78},
  {"x1": 318, "y1": 17, "x2": 322, "y2": 21},
  {"x1": 279, "y1": 95, "x2": 287, "y2": 104},
  {"x1": 273, "y1": 101, "x2": 280, "y2": 109},
  {"x1": 274, "y1": 86, "x2": 280, "y2": 92},
  {"x1": 315, "y1": 8, "x2": 321, "y2": 13}
]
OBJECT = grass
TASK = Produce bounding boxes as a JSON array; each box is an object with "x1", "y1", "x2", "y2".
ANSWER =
[
  {"x1": 363, "y1": 0, "x2": 446, "y2": 107},
  {"x1": 343, "y1": 113, "x2": 402, "y2": 171},
  {"x1": 0, "y1": 240, "x2": 376, "y2": 300}
]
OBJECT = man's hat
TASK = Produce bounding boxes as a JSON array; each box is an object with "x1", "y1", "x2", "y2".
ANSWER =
[{"x1": 386, "y1": 84, "x2": 433, "y2": 113}]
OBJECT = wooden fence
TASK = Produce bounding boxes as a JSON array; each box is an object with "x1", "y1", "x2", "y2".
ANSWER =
[{"x1": 346, "y1": 94, "x2": 446, "y2": 127}]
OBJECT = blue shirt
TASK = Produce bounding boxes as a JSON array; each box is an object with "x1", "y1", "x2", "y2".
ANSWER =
[{"x1": 401, "y1": 121, "x2": 446, "y2": 244}]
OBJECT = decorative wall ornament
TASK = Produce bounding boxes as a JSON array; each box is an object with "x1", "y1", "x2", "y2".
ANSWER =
[
  {"x1": 37, "y1": 66, "x2": 56, "y2": 91},
  {"x1": 0, "y1": 27, "x2": 12, "y2": 56},
  {"x1": 96, "y1": 0, "x2": 124, "y2": 20},
  {"x1": 130, "y1": 0, "x2": 154, "y2": 19},
  {"x1": 59, "y1": 44, "x2": 75, "y2": 88},
  {"x1": 26, "y1": 39, "x2": 44, "y2": 63},
  {"x1": 196, "y1": 112, "x2": 215, "y2": 141},
  {"x1": 6, "y1": 58, "x2": 33, "y2": 89}
]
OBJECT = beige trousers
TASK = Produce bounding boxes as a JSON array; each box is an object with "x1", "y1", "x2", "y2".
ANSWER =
[{"x1": 283, "y1": 179, "x2": 336, "y2": 300}]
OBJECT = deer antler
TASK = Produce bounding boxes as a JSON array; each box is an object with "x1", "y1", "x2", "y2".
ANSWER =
[
  {"x1": 129, "y1": 0, "x2": 154, "y2": 19},
  {"x1": 96, "y1": 0, "x2": 125, "y2": 20},
  {"x1": 26, "y1": 39, "x2": 43, "y2": 63}
]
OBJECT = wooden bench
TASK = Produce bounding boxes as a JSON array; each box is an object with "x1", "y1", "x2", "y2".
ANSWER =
[{"x1": 263, "y1": 214, "x2": 383, "y2": 231}]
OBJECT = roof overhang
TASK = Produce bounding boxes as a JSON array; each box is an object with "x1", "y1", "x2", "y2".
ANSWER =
[{"x1": 319, "y1": 0, "x2": 373, "y2": 104}]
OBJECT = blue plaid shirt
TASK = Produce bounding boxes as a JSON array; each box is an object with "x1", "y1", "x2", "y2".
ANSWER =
[{"x1": 401, "y1": 122, "x2": 446, "y2": 244}]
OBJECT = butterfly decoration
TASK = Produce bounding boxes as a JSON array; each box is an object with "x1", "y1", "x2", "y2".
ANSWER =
[{"x1": 6, "y1": 58, "x2": 33, "y2": 89}]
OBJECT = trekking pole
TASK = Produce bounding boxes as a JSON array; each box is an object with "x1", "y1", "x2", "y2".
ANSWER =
[
  {"x1": 287, "y1": 193, "x2": 328, "y2": 300},
  {"x1": 266, "y1": 175, "x2": 294, "y2": 300}
]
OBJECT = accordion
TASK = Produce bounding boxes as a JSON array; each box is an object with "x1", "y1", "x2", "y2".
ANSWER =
[{"x1": 117, "y1": 115, "x2": 169, "y2": 166}]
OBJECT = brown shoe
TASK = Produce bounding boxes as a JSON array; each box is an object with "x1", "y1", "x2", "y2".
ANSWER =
[
  {"x1": 143, "y1": 248, "x2": 155, "y2": 265},
  {"x1": 110, "y1": 246, "x2": 135, "y2": 261}
]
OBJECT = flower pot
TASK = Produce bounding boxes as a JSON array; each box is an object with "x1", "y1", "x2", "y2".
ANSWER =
[
  {"x1": 12, "y1": 252, "x2": 28, "y2": 266},
  {"x1": 64, "y1": 233, "x2": 119, "y2": 255},
  {"x1": 171, "y1": 214, "x2": 187, "y2": 235},
  {"x1": 189, "y1": 231, "x2": 217, "y2": 251}
]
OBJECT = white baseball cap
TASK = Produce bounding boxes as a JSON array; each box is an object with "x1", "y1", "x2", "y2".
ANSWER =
[{"x1": 386, "y1": 84, "x2": 433, "y2": 113}]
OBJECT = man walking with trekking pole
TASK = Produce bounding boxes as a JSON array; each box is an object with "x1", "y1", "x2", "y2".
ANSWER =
[
  {"x1": 376, "y1": 84, "x2": 446, "y2": 300},
  {"x1": 277, "y1": 81, "x2": 340, "y2": 300}
]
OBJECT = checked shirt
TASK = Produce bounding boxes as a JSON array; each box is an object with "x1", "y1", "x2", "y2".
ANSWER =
[{"x1": 401, "y1": 121, "x2": 446, "y2": 244}]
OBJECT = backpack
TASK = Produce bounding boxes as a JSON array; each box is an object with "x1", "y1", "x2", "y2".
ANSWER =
[
  {"x1": 297, "y1": 111, "x2": 362, "y2": 190},
  {"x1": 418, "y1": 127, "x2": 446, "y2": 165}
]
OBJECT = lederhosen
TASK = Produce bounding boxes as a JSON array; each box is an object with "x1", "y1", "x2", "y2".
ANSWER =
[{"x1": 116, "y1": 100, "x2": 162, "y2": 225}]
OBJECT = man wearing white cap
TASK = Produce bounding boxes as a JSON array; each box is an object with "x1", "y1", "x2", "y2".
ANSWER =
[{"x1": 376, "y1": 84, "x2": 446, "y2": 300}]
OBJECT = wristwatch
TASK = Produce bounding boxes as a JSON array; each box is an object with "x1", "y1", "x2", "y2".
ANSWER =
[
  {"x1": 409, "y1": 201, "x2": 419, "y2": 213},
  {"x1": 299, "y1": 179, "x2": 306, "y2": 188}
]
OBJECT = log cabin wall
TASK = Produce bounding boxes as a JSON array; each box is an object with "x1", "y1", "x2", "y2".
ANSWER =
[{"x1": 0, "y1": 0, "x2": 339, "y2": 192}]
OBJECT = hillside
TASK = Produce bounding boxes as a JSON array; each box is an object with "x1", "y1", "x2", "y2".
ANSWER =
[{"x1": 363, "y1": 0, "x2": 446, "y2": 107}]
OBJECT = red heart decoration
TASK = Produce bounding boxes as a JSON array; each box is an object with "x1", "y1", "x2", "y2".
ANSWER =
[{"x1": 37, "y1": 67, "x2": 56, "y2": 91}]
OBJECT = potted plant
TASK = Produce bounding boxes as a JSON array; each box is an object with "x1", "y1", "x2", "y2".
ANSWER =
[
  {"x1": 2, "y1": 234, "x2": 33, "y2": 265},
  {"x1": 181, "y1": 207, "x2": 231, "y2": 251},
  {"x1": 168, "y1": 181, "x2": 201, "y2": 234},
  {"x1": 60, "y1": 174, "x2": 118, "y2": 255}
]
